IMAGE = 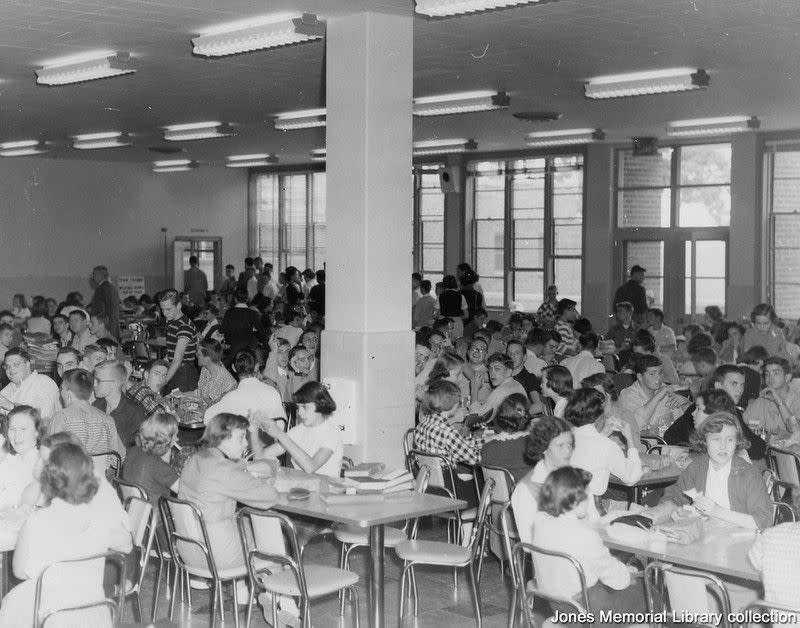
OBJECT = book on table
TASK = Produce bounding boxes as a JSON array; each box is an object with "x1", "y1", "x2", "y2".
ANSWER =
[{"x1": 344, "y1": 469, "x2": 414, "y2": 493}]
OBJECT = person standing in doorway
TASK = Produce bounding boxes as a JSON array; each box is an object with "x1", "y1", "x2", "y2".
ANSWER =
[
  {"x1": 184, "y1": 255, "x2": 209, "y2": 307},
  {"x1": 613, "y1": 265, "x2": 648, "y2": 325}
]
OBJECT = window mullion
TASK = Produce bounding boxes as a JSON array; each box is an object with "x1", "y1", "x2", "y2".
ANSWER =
[
  {"x1": 544, "y1": 158, "x2": 554, "y2": 293},
  {"x1": 505, "y1": 165, "x2": 513, "y2": 310}
]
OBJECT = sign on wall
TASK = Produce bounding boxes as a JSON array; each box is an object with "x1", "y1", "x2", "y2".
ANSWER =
[{"x1": 117, "y1": 276, "x2": 146, "y2": 299}]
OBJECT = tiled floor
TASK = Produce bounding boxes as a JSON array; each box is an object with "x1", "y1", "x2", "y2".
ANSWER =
[{"x1": 130, "y1": 519, "x2": 519, "y2": 628}]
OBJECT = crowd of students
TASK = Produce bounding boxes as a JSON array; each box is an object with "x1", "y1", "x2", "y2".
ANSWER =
[
  {"x1": 412, "y1": 264, "x2": 800, "y2": 620},
  {"x1": 0, "y1": 257, "x2": 343, "y2": 626}
]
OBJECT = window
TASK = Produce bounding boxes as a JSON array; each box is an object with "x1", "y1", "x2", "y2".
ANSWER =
[
  {"x1": 468, "y1": 155, "x2": 585, "y2": 310},
  {"x1": 252, "y1": 171, "x2": 326, "y2": 271},
  {"x1": 413, "y1": 166, "x2": 445, "y2": 285},
  {"x1": 766, "y1": 149, "x2": 800, "y2": 319},
  {"x1": 615, "y1": 143, "x2": 730, "y2": 321}
]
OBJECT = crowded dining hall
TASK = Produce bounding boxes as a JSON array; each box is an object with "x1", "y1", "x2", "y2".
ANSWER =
[{"x1": 0, "y1": 1, "x2": 799, "y2": 627}]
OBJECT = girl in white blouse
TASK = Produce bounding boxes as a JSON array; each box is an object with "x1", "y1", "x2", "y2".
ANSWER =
[{"x1": 532, "y1": 466, "x2": 646, "y2": 626}]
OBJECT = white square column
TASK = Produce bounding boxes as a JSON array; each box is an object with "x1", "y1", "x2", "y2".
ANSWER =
[{"x1": 322, "y1": 12, "x2": 414, "y2": 468}]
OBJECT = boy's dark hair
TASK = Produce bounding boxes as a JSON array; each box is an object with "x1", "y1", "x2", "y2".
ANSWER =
[
  {"x1": 538, "y1": 466, "x2": 593, "y2": 518},
  {"x1": 556, "y1": 299, "x2": 577, "y2": 317},
  {"x1": 711, "y1": 364, "x2": 744, "y2": 388},
  {"x1": 615, "y1": 301, "x2": 633, "y2": 313},
  {"x1": 425, "y1": 379, "x2": 460, "y2": 412},
  {"x1": 579, "y1": 332, "x2": 599, "y2": 351},
  {"x1": 573, "y1": 318, "x2": 593, "y2": 335},
  {"x1": 648, "y1": 308, "x2": 664, "y2": 322},
  {"x1": 485, "y1": 320, "x2": 503, "y2": 334},
  {"x1": 526, "y1": 329, "x2": 550, "y2": 348},
  {"x1": 543, "y1": 365, "x2": 573, "y2": 397},
  {"x1": 763, "y1": 356, "x2": 791, "y2": 376},
  {"x1": 740, "y1": 345, "x2": 769, "y2": 365},
  {"x1": 411, "y1": 272, "x2": 422, "y2": 282},
  {"x1": 564, "y1": 388, "x2": 605, "y2": 427},
  {"x1": 723, "y1": 321, "x2": 745, "y2": 341},
  {"x1": 486, "y1": 352, "x2": 513, "y2": 371},
  {"x1": 629, "y1": 353, "x2": 662, "y2": 375},
  {"x1": 632, "y1": 329, "x2": 656, "y2": 354},
  {"x1": 420, "y1": 280, "x2": 432, "y2": 294},
  {"x1": 687, "y1": 332, "x2": 713, "y2": 355},
  {"x1": 691, "y1": 347, "x2": 718, "y2": 366}
]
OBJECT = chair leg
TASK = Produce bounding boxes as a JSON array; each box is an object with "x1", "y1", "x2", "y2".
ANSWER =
[
  {"x1": 271, "y1": 594, "x2": 279, "y2": 628},
  {"x1": 348, "y1": 586, "x2": 360, "y2": 628},
  {"x1": 338, "y1": 543, "x2": 348, "y2": 616},
  {"x1": 210, "y1": 582, "x2": 219, "y2": 628},
  {"x1": 399, "y1": 563, "x2": 410, "y2": 623},
  {"x1": 153, "y1": 559, "x2": 164, "y2": 620},
  {"x1": 132, "y1": 592, "x2": 143, "y2": 623},
  {"x1": 507, "y1": 586, "x2": 517, "y2": 628},
  {"x1": 232, "y1": 580, "x2": 241, "y2": 628},
  {"x1": 409, "y1": 565, "x2": 419, "y2": 619},
  {"x1": 245, "y1": 581, "x2": 255, "y2": 628},
  {"x1": 218, "y1": 583, "x2": 225, "y2": 627},
  {"x1": 467, "y1": 565, "x2": 482, "y2": 628},
  {"x1": 169, "y1": 568, "x2": 180, "y2": 620}
]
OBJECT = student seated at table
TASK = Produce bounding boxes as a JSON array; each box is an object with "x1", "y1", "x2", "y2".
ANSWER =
[
  {"x1": 567, "y1": 388, "x2": 642, "y2": 498},
  {"x1": 415, "y1": 351, "x2": 469, "y2": 405},
  {"x1": 415, "y1": 379, "x2": 484, "y2": 508},
  {"x1": 647, "y1": 412, "x2": 773, "y2": 530},
  {"x1": 480, "y1": 393, "x2": 532, "y2": 482},
  {"x1": 462, "y1": 337, "x2": 491, "y2": 403},
  {"x1": 631, "y1": 329, "x2": 679, "y2": 385},
  {"x1": 581, "y1": 373, "x2": 643, "y2": 453},
  {"x1": 541, "y1": 365, "x2": 573, "y2": 418},
  {"x1": 743, "y1": 303, "x2": 789, "y2": 359},
  {"x1": 262, "y1": 336, "x2": 293, "y2": 402},
  {"x1": 179, "y1": 412, "x2": 278, "y2": 602},
  {"x1": 560, "y1": 332, "x2": 604, "y2": 389},
  {"x1": 51, "y1": 314, "x2": 72, "y2": 348},
  {"x1": 287, "y1": 344, "x2": 316, "y2": 394},
  {"x1": 25, "y1": 299, "x2": 51, "y2": 336},
  {"x1": 88, "y1": 312, "x2": 114, "y2": 342},
  {"x1": 190, "y1": 338, "x2": 237, "y2": 405},
  {"x1": 532, "y1": 466, "x2": 646, "y2": 626},
  {"x1": 0, "y1": 442, "x2": 124, "y2": 628},
  {"x1": 0, "y1": 348, "x2": 62, "y2": 423},
  {"x1": 255, "y1": 381, "x2": 343, "y2": 477},
  {"x1": 524, "y1": 329, "x2": 552, "y2": 378},
  {"x1": 744, "y1": 356, "x2": 800, "y2": 441},
  {"x1": 646, "y1": 308, "x2": 676, "y2": 356},
  {"x1": 617, "y1": 354, "x2": 690, "y2": 434},
  {"x1": 512, "y1": 416, "x2": 574, "y2": 542},
  {"x1": 468, "y1": 353, "x2": 527, "y2": 420},
  {"x1": 121, "y1": 412, "x2": 180, "y2": 502},
  {"x1": 6, "y1": 405, "x2": 42, "y2": 479}
]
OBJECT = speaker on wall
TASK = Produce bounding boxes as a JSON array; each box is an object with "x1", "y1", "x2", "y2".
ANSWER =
[{"x1": 439, "y1": 165, "x2": 461, "y2": 193}]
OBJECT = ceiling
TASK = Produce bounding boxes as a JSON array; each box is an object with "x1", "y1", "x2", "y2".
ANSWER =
[{"x1": 0, "y1": 0, "x2": 798, "y2": 164}]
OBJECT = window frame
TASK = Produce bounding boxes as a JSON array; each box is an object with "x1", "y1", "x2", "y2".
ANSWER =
[
  {"x1": 466, "y1": 153, "x2": 586, "y2": 311},
  {"x1": 412, "y1": 164, "x2": 446, "y2": 283}
]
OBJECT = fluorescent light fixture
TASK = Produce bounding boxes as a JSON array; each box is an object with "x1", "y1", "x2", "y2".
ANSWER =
[
  {"x1": 413, "y1": 138, "x2": 478, "y2": 156},
  {"x1": 192, "y1": 13, "x2": 324, "y2": 57},
  {"x1": 666, "y1": 115, "x2": 760, "y2": 137},
  {"x1": 413, "y1": 90, "x2": 509, "y2": 116},
  {"x1": 72, "y1": 131, "x2": 131, "y2": 150},
  {"x1": 585, "y1": 67, "x2": 709, "y2": 99},
  {"x1": 274, "y1": 108, "x2": 326, "y2": 131},
  {"x1": 153, "y1": 159, "x2": 198, "y2": 173},
  {"x1": 36, "y1": 52, "x2": 135, "y2": 86},
  {"x1": 310, "y1": 148, "x2": 326, "y2": 161},
  {"x1": 526, "y1": 128, "x2": 604, "y2": 147},
  {"x1": 225, "y1": 153, "x2": 278, "y2": 168},
  {"x1": 415, "y1": 0, "x2": 540, "y2": 17},
  {"x1": 163, "y1": 122, "x2": 234, "y2": 142},
  {"x1": 0, "y1": 140, "x2": 48, "y2": 157}
]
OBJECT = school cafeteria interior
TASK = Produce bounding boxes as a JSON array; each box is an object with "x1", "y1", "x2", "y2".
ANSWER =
[{"x1": 0, "y1": 1, "x2": 799, "y2": 627}]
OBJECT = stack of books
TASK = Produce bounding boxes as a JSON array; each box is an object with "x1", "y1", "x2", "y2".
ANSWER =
[{"x1": 343, "y1": 467, "x2": 414, "y2": 494}]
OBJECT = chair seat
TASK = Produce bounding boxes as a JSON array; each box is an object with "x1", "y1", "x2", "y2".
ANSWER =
[
  {"x1": 183, "y1": 563, "x2": 249, "y2": 581},
  {"x1": 436, "y1": 507, "x2": 477, "y2": 521},
  {"x1": 333, "y1": 525, "x2": 407, "y2": 547},
  {"x1": 394, "y1": 540, "x2": 471, "y2": 566},
  {"x1": 260, "y1": 564, "x2": 358, "y2": 598}
]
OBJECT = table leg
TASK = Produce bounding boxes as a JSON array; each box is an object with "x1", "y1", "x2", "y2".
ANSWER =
[
  {"x1": 368, "y1": 524, "x2": 385, "y2": 628},
  {"x1": 0, "y1": 551, "x2": 7, "y2": 599}
]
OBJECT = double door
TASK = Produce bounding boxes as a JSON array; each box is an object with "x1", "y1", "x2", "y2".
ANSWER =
[{"x1": 617, "y1": 229, "x2": 727, "y2": 328}]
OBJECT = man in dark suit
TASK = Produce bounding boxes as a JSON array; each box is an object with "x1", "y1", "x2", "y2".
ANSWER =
[
  {"x1": 613, "y1": 265, "x2": 648, "y2": 325},
  {"x1": 221, "y1": 289, "x2": 267, "y2": 364},
  {"x1": 88, "y1": 265, "x2": 120, "y2": 339}
]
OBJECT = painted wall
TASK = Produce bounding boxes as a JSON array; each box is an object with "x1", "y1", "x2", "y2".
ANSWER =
[{"x1": 0, "y1": 157, "x2": 247, "y2": 307}]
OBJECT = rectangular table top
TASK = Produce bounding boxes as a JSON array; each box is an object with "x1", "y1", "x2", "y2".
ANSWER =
[
  {"x1": 272, "y1": 491, "x2": 466, "y2": 528},
  {"x1": 601, "y1": 521, "x2": 760, "y2": 582}
]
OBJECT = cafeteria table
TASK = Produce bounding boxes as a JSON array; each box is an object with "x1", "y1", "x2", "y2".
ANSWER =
[
  {"x1": 608, "y1": 453, "x2": 684, "y2": 505},
  {"x1": 271, "y1": 476, "x2": 465, "y2": 628},
  {"x1": 601, "y1": 519, "x2": 759, "y2": 583}
]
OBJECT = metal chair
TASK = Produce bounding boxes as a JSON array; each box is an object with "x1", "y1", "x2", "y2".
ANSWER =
[
  {"x1": 767, "y1": 445, "x2": 800, "y2": 485},
  {"x1": 236, "y1": 507, "x2": 360, "y2": 628},
  {"x1": 478, "y1": 464, "x2": 517, "y2": 575},
  {"x1": 112, "y1": 477, "x2": 174, "y2": 620},
  {"x1": 763, "y1": 468, "x2": 799, "y2": 525},
  {"x1": 159, "y1": 495, "x2": 248, "y2": 627},
  {"x1": 90, "y1": 451, "x2": 122, "y2": 480},
  {"x1": 402, "y1": 427, "x2": 416, "y2": 473},
  {"x1": 119, "y1": 495, "x2": 157, "y2": 622},
  {"x1": 33, "y1": 551, "x2": 127, "y2": 628},
  {"x1": 640, "y1": 435, "x2": 668, "y2": 452},
  {"x1": 333, "y1": 466, "x2": 431, "y2": 614},
  {"x1": 644, "y1": 561, "x2": 733, "y2": 628},
  {"x1": 511, "y1": 541, "x2": 591, "y2": 628},
  {"x1": 396, "y1": 478, "x2": 495, "y2": 627},
  {"x1": 409, "y1": 449, "x2": 477, "y2": 545}
]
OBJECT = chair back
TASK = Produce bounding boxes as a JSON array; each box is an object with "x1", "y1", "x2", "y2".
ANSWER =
[
  {"x1": 479, "y1": 464, "x2": 515, "y2": 503},
  {"x1": 236, "y1": 508, "x2": 308, "y2": 601},
  {"x1": 90, "y1": 451, "x2": 122, "y2": 480},
  {"x1": 414, "y1": 465, "x2": 431, "y2": 494},
  {"x1": 125, "y1": 496, "x2": 156, "y2": 598},
  {"x1": 159, "y1": 495, "x2": 217, "y2": 577},
  {"x1": 34, "y1": 551, "x2": 126, "y2": 628},
  {"x1": 409, "y1": 449, "x2": 456, "y2": 498},
  {"x1": 111, "y1": 477, "x2": 148, "y2": 503},
  {"x1": 403, "y1": 428, "x2": 415, "y2": 472},
  {"x1": 767, "y1": 446, "x2": 800, "y2": 485},
  {"x1": 644, "y1": 562, "x2": 731, "y2": 627},
  {"x1": 512, "y1": 541, "x2": 590, "y2": 624}
]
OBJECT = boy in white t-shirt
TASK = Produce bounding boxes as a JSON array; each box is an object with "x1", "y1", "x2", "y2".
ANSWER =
[
  {"x1": 646, "y1": 308, "x2": 677, "y2": 356},
  {"x1": 258, "y1": 381, "x2": 343, "y2": 477}
]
